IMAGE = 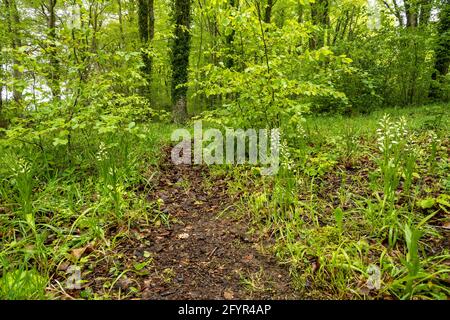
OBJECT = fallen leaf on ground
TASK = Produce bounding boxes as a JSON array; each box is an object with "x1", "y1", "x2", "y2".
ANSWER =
[
  {"x1": 70, "y1": 244, "x2": 93, "y2": 260},
  {"x1": 71, "y1": 247, "x2": 86, "y2": 260},
  {"x1": 224, "y1": 290, "x2": 234, "y2": 300},
  {"x1": 57, "y1": 261, "x2": 70, "y2": 271}
]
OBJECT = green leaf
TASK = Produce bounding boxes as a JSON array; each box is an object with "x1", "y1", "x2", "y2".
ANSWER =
[
  {"x1": 418, "y1": 198, "x2": 436, "y2": 210},
  {"x1": 436, "y1": 194, "x2": 450, "y2": 208},
  {"x1": 128, "y1": 122, "x2": 136, "y2": 130},
  {"x1": 52, "y1": 138, "x2": 68, "y2": 146},
  {"x1": 134, "y1": 261, "x2": 148, "y2": 271}
]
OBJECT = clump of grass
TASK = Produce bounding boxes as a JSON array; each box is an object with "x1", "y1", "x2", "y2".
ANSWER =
[
  {"x1": 223, "y1": 105, "x2": 450, "y2": 300},
  {"x1": 0, "y1": 269, "x2": 47, "y2": 300},
  {"x1": 0, "y1": 123, "x2": 175, "y2": 299},
  {"x1": 427, "y1": 130, "x2": 441, "y2": 174},
  {"x1": 376, "y1": 114, "x2": 410, "y2": 204}
]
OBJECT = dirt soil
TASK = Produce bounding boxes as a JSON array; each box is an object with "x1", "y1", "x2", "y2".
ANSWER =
[{"x1": 58, "y1": 148, "x2": 298, "y2": 300}]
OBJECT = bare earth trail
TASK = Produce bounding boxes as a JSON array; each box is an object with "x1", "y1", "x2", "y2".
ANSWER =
[{"x1": 110, "y1": 148, "x2": 297, "y2": 300}]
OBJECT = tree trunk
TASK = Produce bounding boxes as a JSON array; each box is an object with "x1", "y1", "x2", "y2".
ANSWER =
[
  {"x1": 5, "y1": 0, "x2": 23, "y2": 103},
  {"x1": 0, "y1": 43, "x2": 3, "y2": 127},
  {"x1": 171, "y1": 0, "x2": 192, "y2": 123},
  {"x1": 47, "y1": 0, "x2": 60, "y2": 100},
  {"x1": 149, "y1": 0, "x2": 155, "y2": 41},
  {"x1": 148, "y1": 0, "x2": 155, "y2": 102},
  {"x1": 405, "y1": 0, "x2": 418, "y2": 28},
  {"x1": 138, "y1": 0, "x2": 154, "y2": 102},
  {"x1": 118, "y1": 0, "x2": 125, "y2": 48},
  {"x1": 387, "y1": 0, "x2": 404, "y2": 27},
  {"x1": 225, "y1": 0, "x2": 237, "y2": 69},
  {"x1": 418, "y1": 0, "x2": 432, "y2": 26},
  {"x1": 264, "y1": 0, "x2": 274, "y2": 24},
  {"x1": 430, "y1": 0, "x2": 450, "y2": 98},
  {"x1": 297, "y1": 1, "x2": 304, "y2": 24},
  {"x1": 310, "y1": 0, "x2": 329, "y2": 49}
]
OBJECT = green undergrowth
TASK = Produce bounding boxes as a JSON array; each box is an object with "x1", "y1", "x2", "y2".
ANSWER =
[
  {"x1": 211, "y1": 104, "x2": 450, "y2": 300},
  {"x1": 0, "y1": 122, "x2": 175, "y2": 299}
]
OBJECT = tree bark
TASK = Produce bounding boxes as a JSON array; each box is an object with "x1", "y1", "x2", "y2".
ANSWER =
[
  {"x1": 148, "y1": 0, "x2": 155, "y2": 102},
  {"x1": 5, "y1": 0, "x2": 23, "y2": 103},
  {"x1": 225, "y1": 0, "x2": 237, "y2": 69},
  {"x1": 171, "y1": 0, "x2": 192, "y2": 123},
  {"x1": 137, "y1": 0, "x2": 154, "y2": 101},
  {"x1": 0, "y1": 40, "x2": 3, "y2": 127},
  {"x1": 149, "y1": 0, "x2": 155, "y2": 41},
  {"x1": 404, "y1": 0, "x2": 418, "y2": 28},
  {"x1": 264, "y1": 0, "x2": 274, "y2": 24},
  {"x1": 418, "y1": 0, "x2": 433, "y2": 26},
  {"x1": 430, "y1": 0, "x2": 450, "y2": 98},
  {"x1": 47, "y1": 0, "x2": 60, "y2": 100},
  {"x1": 297, "y1": 1, "x2": 304, "y2": 24},
  {"x1": 310, "y1": 0, "x2": 329, "y2": 49},
  {"x1": 118, "y1": 0, "x2": 125, "y2": 48},
  {"x1": 383, "y1": 0, "x2": 404, "y2": 27}
]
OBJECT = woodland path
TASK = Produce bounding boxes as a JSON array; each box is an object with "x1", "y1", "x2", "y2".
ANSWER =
[
  {"x1": 62, "y1": 148, "x2": 298, "y2": 299},
  {"x1": 123, "y1": 148, "x2": 296, "y2": 299}
]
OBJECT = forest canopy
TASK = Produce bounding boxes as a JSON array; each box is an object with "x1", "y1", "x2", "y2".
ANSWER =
[{"x1": 1, "y1": 0, "x2": 449, "y2": 130}]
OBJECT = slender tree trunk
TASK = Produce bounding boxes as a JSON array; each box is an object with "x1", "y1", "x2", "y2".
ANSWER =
[
  {"x1": 264, "y1": 0, "x2": 274, "y2": 24},
  {"x1": 148, "y1": 0, "x2": 155, "y2": 98},
  {"x1": 0, "y1": 46, "x2": 3, "y2": 127},
  {"x1": 47, "y1": 0, "x2": 60, "y2": 100},
  {"x1": 138, "y1": 0, "x2": 149, "y2": 50},
  {"x1": 297, "y1": 1, "x2": 304, "y2": 23},
  {"x1": 149, "y1": 0, "x2": 155, "y2": 41},
  {"x1": 148, "y1": 0, "x2": 155, "y2": 102},
  {"x1": 310, "y1": 0, "x2": 329, "y2": 49},
  {"x1": 430, "y1": 0, "x2": 450, "y2": 99},
  {"x1": 435, "y1": 0, "x2": 450, "y2": 76},
  {"x1": 5, "y1": 0, "x2": 23, "y2": 103},
  {"x1": 0, "y1": 88, "x2": 3, "y2": 128},
  {"x1": 405, "y1": 0, "x2": 418, "y2": 28},
  {"x1": 225, "y1": 0, "x2": 237, "y2": 69},
  {"x1": 418, "y1": 0, "x2": 432, "y2": 26},
  {"x1": 118, "y1": 0, "x2": 125, "y2": 48},
  {"x1": 171, "y1": 0, "x2": 192, "y2": 123},
  {"x1": 386, "y1": 0, "x2": 404, "y2": 27},
  {"x1": 138, "y1": 0, "x2": 153, "y2": 101}
]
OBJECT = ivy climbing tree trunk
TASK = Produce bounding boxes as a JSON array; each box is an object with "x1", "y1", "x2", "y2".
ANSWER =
[
  {"x1": 138, "y1": 0, "x2": 152, "y2": 101},
  {"x1": 264, "y1": 0, "x2": 274, "y2": 24},
  {"x1": 309, "y1": 0, "x2": 330, "y2": 49},
  {"x1": 430, "y1": 0, "x2": 450, "y2": 99},
  {"x1": 149, "y1": 0, "x2": 155, "y2": 42},
  {"x1": 148, "y1": 0, "x2": 155, "y2": 103},
  {"x1": 435, "y1": 0, "x2": 450, "y2": 76},
  {"x1": 0, "y1": 38, "x2": 3, "y2": 127},
  {"x1": 419, "y1": 0, "x2": 433, "y2": 26},
  {"x1": 297, "y1": 1, "x2": 304, "y2": 24},
  {"x1": 225, "y1": 0, "x2": 237, "y2": 69},
  {"x1": 118, "y1": 0, "x2": 125, "y2": 48},
  {"x1": 171, "y1": 0, "x2": 192, "y2": 123},
  {"x1": 404, "y1": 0, "x2": 418, "y2": 28},
  {"x1": 47, "y1": 0, "x2": 60, "y2": 100}
]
